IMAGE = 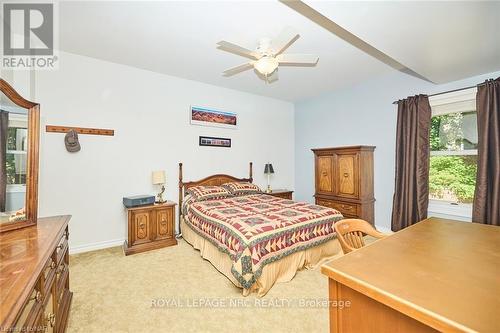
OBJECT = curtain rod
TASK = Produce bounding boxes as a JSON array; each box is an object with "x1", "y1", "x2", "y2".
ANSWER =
[{"x1": 392, "y1": 82, "x2": 486, "y2": 105}]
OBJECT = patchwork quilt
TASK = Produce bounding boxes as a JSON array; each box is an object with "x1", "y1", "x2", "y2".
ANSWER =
[{"x1": 183, "y1": 194, "x2": 343, "y2": 289}]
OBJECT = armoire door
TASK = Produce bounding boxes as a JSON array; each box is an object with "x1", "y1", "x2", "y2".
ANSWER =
[
  {"x1": 316, "y1": 155, "x2": 334, "y2": 194},
  {"x1": 335, "y1": 152, "x2": 359, "y2": 199}
]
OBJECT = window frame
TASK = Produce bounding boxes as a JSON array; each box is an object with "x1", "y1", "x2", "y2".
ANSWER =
[
  {"x1": 5, "y1": 114, "x2": 28, "y2": 192},
  {"x1": 427, "y1": 87, "x2": 477, "y2": 221}
]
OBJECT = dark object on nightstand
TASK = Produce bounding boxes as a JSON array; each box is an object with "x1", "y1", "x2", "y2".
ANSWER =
[
  {"x1": 123, "y1": 201, "x2": 177, "y2": 255},
  {"x1": 123, "y1": 195, "x2": 155, "y2": 208},
  {"x1": 265, "y1": 189, "x2": 293, "y2": 200}
]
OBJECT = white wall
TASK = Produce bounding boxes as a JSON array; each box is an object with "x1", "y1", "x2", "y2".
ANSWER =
[
  {"x1": 295, "y1": 70, "x2": 500, "y2": 231},
  {"x1": 10, "y1": 52, "x2": 295, "y2": 252}
]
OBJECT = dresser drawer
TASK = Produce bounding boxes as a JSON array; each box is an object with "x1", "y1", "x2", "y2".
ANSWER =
[
  {"x1": 13, "y1": 280, "x2": 43, "y2": 330},
  {"x1": 55, "y1": 229, "x2": 69, "y2": 264},
  {"x1": 316, "y1": 199, "x2": 359, "y2": 217},
  {"x1": 56, "y1": 259, "x2": 69, "y2": 290},
  {"x1": 42, "y1": 255, "x2": 57, "y2": 294}
]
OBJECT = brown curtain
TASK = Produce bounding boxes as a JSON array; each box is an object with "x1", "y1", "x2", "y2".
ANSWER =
[
  {"x1": 473, "y1": 78, "x2": 500, "y2": 226},
  {"x1": 0, "y1": 111, "x2": 8, "y2": 212},
  {"x1": 391, "y1": 95, "x2": 431, "y2": 231}
]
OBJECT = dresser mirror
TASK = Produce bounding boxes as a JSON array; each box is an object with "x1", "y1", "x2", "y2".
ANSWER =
[{"x1": 0, "y1": 79, "x2": 40, "y2": 232}]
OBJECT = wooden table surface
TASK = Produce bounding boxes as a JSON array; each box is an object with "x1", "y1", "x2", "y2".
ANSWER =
[{"x1": 321, "y1": 217, "x2": 500, "y2": 332}]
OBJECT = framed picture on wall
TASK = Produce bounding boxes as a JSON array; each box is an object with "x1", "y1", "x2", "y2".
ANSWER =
[
  {"x1": 190, "y1": 106, "x2": 237, "y2": 129},
  {"x1": 199, "y1": 136, "x2": 231, "y2": 148}
]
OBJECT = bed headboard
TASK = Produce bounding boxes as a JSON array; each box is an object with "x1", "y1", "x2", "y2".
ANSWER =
[{"x1": 178, "y1": 162, "x2": 253, "y2": 219}]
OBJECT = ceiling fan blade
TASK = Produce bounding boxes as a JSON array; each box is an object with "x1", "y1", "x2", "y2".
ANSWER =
[
  {"x1": 277, "y1": 54, "x2": 319, "y2": 65},
  {"x1": 223, "y1": 62, "x2": 254, "y2": 76},
  {"x1": 217, "y1": 41, "x2": 260, "y2": 60},
  {"x1": 272, "y1": 26, "x2": 299, "y2": 55}
]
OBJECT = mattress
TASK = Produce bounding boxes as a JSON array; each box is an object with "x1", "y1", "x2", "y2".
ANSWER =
[{"x1": 182, "y1": 193, "x2": 343, "y2": 293}]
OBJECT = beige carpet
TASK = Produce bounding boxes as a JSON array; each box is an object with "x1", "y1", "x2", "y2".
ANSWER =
[{"x1": 67, "y1": 239, "x2": 347, "y2": 333}]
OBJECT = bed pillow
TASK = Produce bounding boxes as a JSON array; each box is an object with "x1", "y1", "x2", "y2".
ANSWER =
[
  {"x1": 222, "y1": 182, "x2": 262, "y2": 196},
  {"x1": 185, "y1": 185, "x2": 232, "y2": 202}
]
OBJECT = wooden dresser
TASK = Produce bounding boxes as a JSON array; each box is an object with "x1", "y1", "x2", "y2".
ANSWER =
[
  {"x1": 123, "y1": 201, "x2": 177, "y2": 255},
  {"x1": 312, "y1": 146, "x2": 375, "y2": 224},
  {"x1": 0, "y1": 215, "x2": 72, "y2": 332}
]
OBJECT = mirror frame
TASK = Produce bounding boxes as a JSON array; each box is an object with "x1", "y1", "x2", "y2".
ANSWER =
[{"x1": 0, "y1": 78, "x2": 40, "y2": 233}]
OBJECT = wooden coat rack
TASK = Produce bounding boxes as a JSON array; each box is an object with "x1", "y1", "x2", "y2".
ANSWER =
[{"x1": 46, "y1": 125, "x2": 114, "y2": 136}]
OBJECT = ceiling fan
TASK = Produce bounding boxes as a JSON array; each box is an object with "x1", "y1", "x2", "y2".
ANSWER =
[{"x1": 217, "y1": 27, "x2": 319, "y2": 82}]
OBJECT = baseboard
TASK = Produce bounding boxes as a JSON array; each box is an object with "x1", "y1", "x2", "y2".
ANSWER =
[{"x1": 69, "y1": 238, "x2": 125, "y2": 255}]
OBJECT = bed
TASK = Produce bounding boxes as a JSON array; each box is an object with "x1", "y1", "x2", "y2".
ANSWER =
[{"x1": 178, "y1": 162, "x2": 343, "y2": 296}]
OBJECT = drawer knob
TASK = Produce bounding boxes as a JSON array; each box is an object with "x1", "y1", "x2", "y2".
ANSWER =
[
  {"x1": 341, "y1": 205, "x2": 352, "y2": 210},
  {"x1": 57, "y1": 264, "x2": 66, "y2": 275},
  {"x1": 46, "y1": 313, "x2": 56, "y2": 327},
  {"x1": 343, "y1": 173, "x2": 349, "y2": 178},
  {"x1": 30, "y1": 290, "x2": 42, "y2": 303},
  {"x1": 57, "y1": 243, "x2": 64, "y2": 250},
  {"x1": 50, "y1": 260, "x2": 56, "y2": 269}
]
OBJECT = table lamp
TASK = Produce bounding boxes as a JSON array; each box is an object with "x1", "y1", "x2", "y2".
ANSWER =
[
  {"x1": 264, "y1": 163, "x2": 274, "y2": 193},
  {"x1": 152, "y1": 170, "x2": 166, "y2": 203}
]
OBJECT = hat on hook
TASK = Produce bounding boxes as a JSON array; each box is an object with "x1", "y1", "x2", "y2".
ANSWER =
[{"x1": 64, "y1": 129, "x2": 81, "y2": 152}]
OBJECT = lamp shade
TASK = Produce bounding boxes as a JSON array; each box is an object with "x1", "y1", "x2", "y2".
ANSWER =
[
  {"x1": 152, "y1": 170, "x2": 166, "y2": 185},
  {"x1": 264, "y1": 163, "x2": 274, "y2": 174}
]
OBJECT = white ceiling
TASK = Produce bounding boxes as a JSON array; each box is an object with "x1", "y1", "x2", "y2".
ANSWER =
[
  {"x1": 59, "y1": 1, "x2": 500, "y2": 102},
  {"x1": 306, "y1": 1, "x2": 500, "y2": 84}
]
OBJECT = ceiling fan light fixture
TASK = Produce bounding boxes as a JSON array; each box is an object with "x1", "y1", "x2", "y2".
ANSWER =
[{"x1": 254, "y1": 56, "x2": 279, "y2": 75}]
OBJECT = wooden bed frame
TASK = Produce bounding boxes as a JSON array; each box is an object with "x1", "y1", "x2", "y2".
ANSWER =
[{"x1": 178, "y1": 162, "x2": 253, "y2": 232}]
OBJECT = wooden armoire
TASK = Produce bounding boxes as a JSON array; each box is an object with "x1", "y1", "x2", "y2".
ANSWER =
[{"x1": 312, "y1": 146, "x2": 375, "y2": 225}]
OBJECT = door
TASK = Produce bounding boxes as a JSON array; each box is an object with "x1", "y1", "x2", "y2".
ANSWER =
[
  {"x1": 130, "y1": 209, "x2": 152, "y2": 246},
  {"x1": 155, "y1": 208, "x2": 173, "y2": 240},
  {"x1": 335, "y1": 152, "x2": 359, "y2": 199},
  {"x1": 316, "y1": 155, "x2": 334, "y2": 194}
]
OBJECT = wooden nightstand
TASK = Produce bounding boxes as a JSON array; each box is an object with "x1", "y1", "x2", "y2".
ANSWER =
[
  {"x1": 265, "y1": 189, "x2": 294, "y2": 200},
  {"x1": 123, "y1": 201, "x2": 177, "y2": 255}
]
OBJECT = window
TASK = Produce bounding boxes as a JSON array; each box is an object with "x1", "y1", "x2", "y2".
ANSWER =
[
  {"x1": 6, "y1": 114, "x2": 28, "y2": 191},
  {"x1": 428, "y1": 88, "x2": 477, "y2": 219}
]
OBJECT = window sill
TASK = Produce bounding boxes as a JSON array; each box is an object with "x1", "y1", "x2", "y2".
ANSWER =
[
  {"x1": 428, "y1": 200, "x2": 472, "y2": 221},
  {"x1": 6, "y1": 185, "x2": 26, "y2": 193}
]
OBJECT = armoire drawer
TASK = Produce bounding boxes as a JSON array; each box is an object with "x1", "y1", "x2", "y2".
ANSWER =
[{"x1": 316, "y1": 199, "x2": 360, "y2": 217}]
